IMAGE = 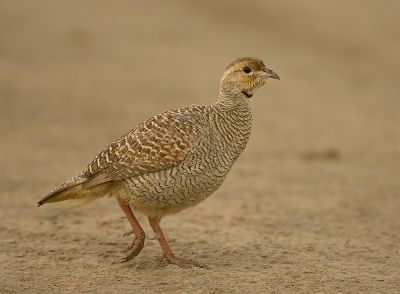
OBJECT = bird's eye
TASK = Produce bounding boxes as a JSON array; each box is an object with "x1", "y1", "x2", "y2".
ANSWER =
[{"x1": 243, "y1": 66, "x2": 252, "y2": 74}]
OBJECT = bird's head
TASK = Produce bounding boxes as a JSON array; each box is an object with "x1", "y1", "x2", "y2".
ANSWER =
[{"x1": 220, "y1": 56, "x2": 279, "y2": 98}]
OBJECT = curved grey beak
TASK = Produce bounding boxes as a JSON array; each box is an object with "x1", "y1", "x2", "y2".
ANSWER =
[{"x1": 266, "y1": 68, "x2": 280, "y2": 80}]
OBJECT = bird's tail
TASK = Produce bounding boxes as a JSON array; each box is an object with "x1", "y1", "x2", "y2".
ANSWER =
[{"x1": 37, "y1": 175, "x2": 112, "y2": 207}]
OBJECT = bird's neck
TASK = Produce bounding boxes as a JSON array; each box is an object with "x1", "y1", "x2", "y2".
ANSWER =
[
  {"x1": 215, "y1": 90, "x2": 249, "y2": 111},
  {"x1": 211, "y1": 90, "x2": 253, "y2": 159}
]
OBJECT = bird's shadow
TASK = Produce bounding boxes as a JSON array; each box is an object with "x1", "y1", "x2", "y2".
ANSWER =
[{"x1": 99, "y1": 238, "x2": 274, "y2": 271}]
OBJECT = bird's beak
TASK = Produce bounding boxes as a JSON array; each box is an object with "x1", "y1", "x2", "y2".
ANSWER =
[{"x1": 265, "y1": 68, "x2": 280, "y2": 80}]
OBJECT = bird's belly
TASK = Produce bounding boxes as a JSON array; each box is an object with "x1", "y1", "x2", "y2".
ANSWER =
[{"x1": 118, "y1": 158, "x2": 232, "y2": 217}]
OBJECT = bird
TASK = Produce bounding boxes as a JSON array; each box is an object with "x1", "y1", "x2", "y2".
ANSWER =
[{"x1": 38, "y1": 56, "x2": 280, "y2": 267}]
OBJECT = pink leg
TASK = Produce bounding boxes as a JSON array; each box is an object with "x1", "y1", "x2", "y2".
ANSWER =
[
  {"x1": 148, "y1": 217, "x2": 206, "y2": 268},
  {"x1": 119, "y1": 202, "x2": 145, "y2": 262}
]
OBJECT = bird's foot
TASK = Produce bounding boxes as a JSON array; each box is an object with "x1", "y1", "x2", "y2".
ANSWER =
[
  {"x1": 164, "y1": 253, "x2": 207, "y2": 269},
  {"x1": 122, "y1": 235, "x2": 144, "y2": 262},
  {"x1": 118, "y1": 203, "x2": 145, "y2": 262},
  {"x1": 125, "y1": 235, "x2": 137, "y2": 250},
  {"x1": 123, "y1": 230, "x2": 134, "y2": 237}
]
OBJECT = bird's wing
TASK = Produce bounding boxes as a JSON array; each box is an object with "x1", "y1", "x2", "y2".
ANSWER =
[{"x1": 81, "y1": 106, "x2": 210, "y2": 188}]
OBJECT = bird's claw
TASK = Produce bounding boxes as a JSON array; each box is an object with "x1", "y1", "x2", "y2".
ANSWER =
[
  {"x1": 126, "y1": 236, "x2": 137, "y2": 251},
  {"x1": 120, "y1": 231, "x2": 144, "y2": 262},
  {"x1": 123, "y1": 230, "x2": 135, "y2": 237},
  {"x1": 164, "y1": 253, "x2": 207, "y2": 269},
  {"x1": 121, "y1": 236, "x2": 144, "y2": 262}
]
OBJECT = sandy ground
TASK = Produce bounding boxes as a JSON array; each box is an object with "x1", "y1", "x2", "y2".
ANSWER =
[{"x1": 1, "y1": 1, "x2": 400, "y2": 293}]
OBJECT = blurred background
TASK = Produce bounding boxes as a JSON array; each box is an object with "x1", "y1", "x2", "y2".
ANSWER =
[{"x1": 1, "y1": 1, "x2": 399, "y2": 293}]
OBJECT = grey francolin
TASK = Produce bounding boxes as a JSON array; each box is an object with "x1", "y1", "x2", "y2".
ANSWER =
[{"x1": 38, "y1": 57, "x2": 280, "y2": 267}]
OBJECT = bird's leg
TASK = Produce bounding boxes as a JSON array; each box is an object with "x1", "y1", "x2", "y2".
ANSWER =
[
  {"x1": 118, "y1": 202, "x2": 145, "y2": 262},
  {"x1": 148, "y1": 217, "x2": 206, "y2": 268}
]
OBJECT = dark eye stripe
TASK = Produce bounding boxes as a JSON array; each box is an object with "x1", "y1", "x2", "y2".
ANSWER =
[{"x1": 243, "y1": 66, "x2": 252, "y2": 73}]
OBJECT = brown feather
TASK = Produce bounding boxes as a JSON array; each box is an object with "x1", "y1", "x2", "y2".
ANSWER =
[{"x1": 79, "y1": 106, "x2": 210, "y2": 187}]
